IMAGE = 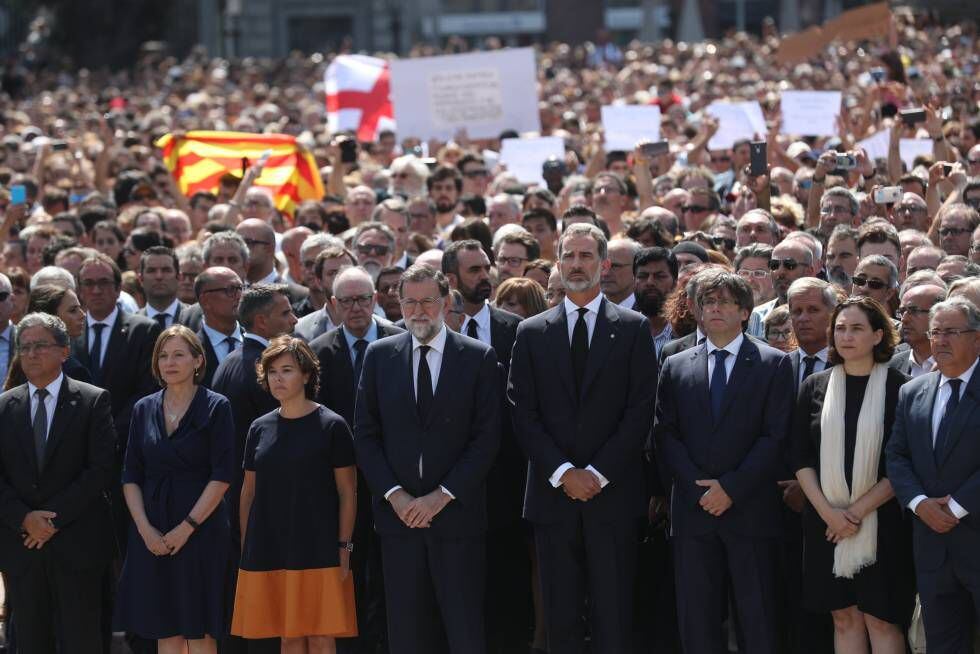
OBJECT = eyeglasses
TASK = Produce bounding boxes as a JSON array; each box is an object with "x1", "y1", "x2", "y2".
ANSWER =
[
  {"x1": 178, "y1": 272, "x2": 200, "y2": 282},
  {"x1": 897, "y1": 305, "x2": 932, "y2": 317},
  {"x1": 927, "y1": 328, "x2": 977, "y2": 339},
  {"x1": 18, "y1": 341, "x2": 60, "y2": 356},
  {"x1": 80, "y1": 278, "x2": 116, "y2": 290},
  {"x1": 737, "y1": 269, "x2": 769, "y2": 279},
  {"x1": 243, "y1": 199, "x2": 271, "y2": 209},
  {"x1": 894, "y1": 206, "x2": 926, "y2": 216},
  {"x1": 820, "y1": 205, "x2": 852, "y2": 216},
  {"x1": 399, "y1": 297, "x2": 442, "y2": 311},
  {"x1": 682, "y1": 205, "x2": 709, "y2": 213},
  {"x1": 0, "y1": 291, "x2": 9, "y2": 302},
  {"x1": 712, "y1": 236, "x2": 736, "y2": 250},
  {"x1": 850, "y1": 276, "x2": 888, "y2": 290},
  {"x1": 243, "y1": 238, "x2": 271, "y2": 248},
  {"x1": 710, "y1": 156, "x2": 731, "y2": 164},
  {"x1": 462, "y1": 169, "x2": 488, "y2": 178},
  {"x1": 767, "y1": 328, "x2": 793, "y2": 341},
  {"x1": 939, "y1": 227, "x2": 971, "y2": 237},
  {"x1": 377, "y1": 284, "x2": 398, "y2": 295},
  {"x1": 335, "y1": 294, "x2": 374, "y2": 309},
  {"x1": 701, "y1": 297, "x2": 737, "y2": 308},
  {"x1": 201, "y1": 284, "x2": 243, "y2": 297},
  {"x1": 768, "y1": 258, "x2": 802, "y2": 271},
  {"x1": 408, "y1": 212, "x2": 431, "y2": 221},
  {"x1": 357, "y1": 244, "x2": 391, "y2": 256},
  {"x1": 498, "y1": 256, "x2": 528, "y2": 267}
]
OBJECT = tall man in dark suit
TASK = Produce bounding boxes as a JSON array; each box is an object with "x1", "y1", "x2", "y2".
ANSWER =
[
  {"x1": 72, "y1": 253, "x2": 161, "y2": 441},
  {"x1": 508, "y1": 223, "x2": 658, "y2": 653},
  {"x1": 0, "y1": 313, "x2": 116, "y2": 653},
  {"x1": 886, "y1": 297, "x2": 980, "y2": 654},
  {"x1": 355, "y1": 264, "x2": 500, "y2": 654},
  {"x1": 193, "y1": 266, "x2": 245, "y2": 387},
  {"x1": 311, "y1": 267, "x2": 403, "y2": 654},
  {"x1": 136, "y1": 246, "x2": 192, "y2": 329},
  {"x1": 654, "y1": 268, "x2": 794, "y2": 654},
  {"x1": 441, "y1": 238, "x2": 527, "y2": 653}
]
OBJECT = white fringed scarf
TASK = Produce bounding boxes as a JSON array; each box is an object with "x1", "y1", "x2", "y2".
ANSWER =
[{"x1": 818, "y1": 363, "x2": 888, "y2": 579}]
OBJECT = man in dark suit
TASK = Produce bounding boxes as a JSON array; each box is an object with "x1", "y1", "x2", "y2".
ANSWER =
[
  {"x1": 310, "y1": 267, "x2": 403, "y2": 654},
  {"x1": 135, "y1": 246, "x2": 193, "y2": 330},
  {"x1": 72, "y1": 253, "x2": 161, "y2": 441},
  {"x1": 177, "y1": 230, "x2": 252, "y2": 333},
  {"x1": 889, "y1": 282, "x2": 946, "y2": 378},
  {"x1": 355, "y1": 264, "x2": 500, "y2": 654},
  {"x1": 508, "y1": 223, "x2": 658, "y2": 653},
  {"x1": 886, "y1": 297, "x2": 980, "y2": 654},
  {"x1": 0, "y1": 312, "x2": 116, "y2": 653},
  {"x1": 654, "y1": 268, "x2": 794, "y2": 654},
  {"x1": 193, "y1": 267, "x2": 245, "y2": 387},
  {"x1": 236, "y1": 219, "x2": 309, "y2": 305},
  {"x1": 441, "y1": 238, "x2": 526, "y2": 653},
  {"x1": 294, "y1": 246, "x2": 357, "y2": 342}
]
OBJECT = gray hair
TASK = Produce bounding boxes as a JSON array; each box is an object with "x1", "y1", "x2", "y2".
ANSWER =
[
  {"x1": 488, "y1": 193, "x2": 521, "y2": 216},
  {"x1": 947, "y1": 277, "x2": 980, "y2": 300},
  {"x1": 398, "y1": 263, "x2": 450, "y2": 298},
  {"x1": 175, "y1": 243, "x2": 204, "y2": 265},
  {"x1": 332, "y1": 266, "x2": 375, "y2": 296},
  {"x1": 820, "y1": 186, "x2": 859, "y2": 216},
  {"x1": 929, "y1": 297, "x2": 980, "y2": 331},
  {"x1": 390, "y1": 155, "x2": 430, "y2": 182},
  {"x1": 786, "y1": 277, "x2": 839, "y2": 310},
  {"x1": 370, "y1": 197, "x2": 408, "y2": 223},
  {"x1": 30, "y1": 266, "x2": 76, "y2": 291},
  {"x1": 16, "y1": 312, "x2": 69, "y2": 349},
  {"x1": 352, "y1": 222, "x2": 396, "y2": 250},
  {"x1": 900, "y1": 270, "x2": 947, "y2": 300},
  {"x1": 783, "y1": 230, "x2": 823, "y2": 262},
  {"x1": 856, "y1": 254, "x2": 899, "y2": 288},
  {"x1": 202, "y1": 231, "x2": 250, "y2": 265},
  {"x1": 558, "y1": 222, "x2": 608, "y2": 260},
  {"x1": 238, "y1": 283, "x2": 289, "y2": 330},
  {"x1": 733, "y1": 243, "x2": 774, "y2": 270},
  {"x1": 300, "y1": 233, "x2": 342, "y2": 259},
  {"x1": 737, "y1": 209, "x2": 780, "y2": 239},
  {"x1": 828, "y1": 224, "x2": 859, "y2": 247}
]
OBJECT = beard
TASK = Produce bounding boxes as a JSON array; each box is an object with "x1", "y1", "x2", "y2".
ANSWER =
[
  {"x1": 634, "y1": 287, "x2": 666, "y2": 318},
  {"x1": 435, "y1": 198, "x2": 456, "y2": 213},
  {"x1": 827, "y1": 265, "x2": 851, "y2": 288},
  {"x1": 407, "y1": 314, "x2": 443, "y2": 343},
  {"x1": 460, "y1": 279, "x2": 492, "y2": 304},
  {"x1": 561, "y1": 267, "x2": 602, "y2": 293},
  {"x1": 361, "y1": 261, "x2": 381, "y2": 281}
]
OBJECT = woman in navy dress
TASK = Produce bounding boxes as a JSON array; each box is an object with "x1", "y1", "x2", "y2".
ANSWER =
[{"x1": 114, "y1": 325, "x2": 235, "y2": 654}]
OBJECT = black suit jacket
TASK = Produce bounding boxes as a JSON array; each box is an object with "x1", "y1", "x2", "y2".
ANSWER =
[
  {"x1": 508, "y1": 298, "x2": 658, "y2": 525},
  {"x1": 71, "y1": 311, "x2": 161, "y2": 442},
  {"x1": 211, "y1": 336, "x2": 277, "y2": 459},
  {"x1": 0, "y1": 377, "x2": 116, "y2": 571},
  {"x1": 136, "y1": 300, "x2": 192, "y2": 327},
  {"x1": 311, "y1": 320, "x2": 405, "y2": 427},
  {"x1": 354, "y1": 329, "x2": 501, "y2": 536},
  {"x1": 888, "y1": 349, "x2": 915, "y2": 377},
  {"x1": 886, "y1": 366, "x2": 980, "y2": 572},
  {"x1": 654, "y1": 337, "x2": 794, "y2": 538},
  {"x1": 658, "y1": 330, "x2": 699, "y2": 363},
  {"x1": 175, "y1": 303, "x2": 204, "y2": 333},
  {"x1": 196, "y1": 325, "x2": 245, "y2": 388}
]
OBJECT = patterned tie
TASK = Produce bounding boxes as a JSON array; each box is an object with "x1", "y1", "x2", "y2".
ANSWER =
[
  {"x1": 416, "y1": 345, "x2": 433, "y2": 420},
  {"x1": 89, "y1": 323, "x2": 106, "y2": 385},
  {"x1": 571, "y1": 308, "x2": 589, "y2": 392},
  {"x1": 33, "y1": 388, "x2": 49, "y2": 470},
  {"x1": 352, "y1": 339, "x2": 368, "y2": 389},
  {"x1": 710, "y1": 349, "x2": 730, "y2": 420},
  {"x1": 802, "y1": 355, "x2": 817, "y2": 382},
  {"x1": 466, "y1": 318, "x2": 479, "y2": 340},
  {"x1": 934, "y1": 379, "x2": 962, "y2": 461}
]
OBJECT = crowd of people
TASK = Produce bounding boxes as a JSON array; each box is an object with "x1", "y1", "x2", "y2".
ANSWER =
[{"x1": 0, "y1": 6, "x2": 978, "y2": 654}]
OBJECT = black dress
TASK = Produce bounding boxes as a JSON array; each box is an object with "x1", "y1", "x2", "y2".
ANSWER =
[
  {"x1": 114, "y1": 386, "x2": 235, "y2": 639},
  {"x1": 232, "y1": 405, "x2": 358, "y2": 639},
  {"x1": 792, "y1": 365, "x2": 915, "y2": 625}
]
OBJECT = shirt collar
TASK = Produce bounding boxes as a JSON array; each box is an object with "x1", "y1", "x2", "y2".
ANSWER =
[
  {"x1": 258, "y1": 269, "x2": 279, "y2": 285},
  {"x1": 86, "y1": 305, "x2": 119, "y2": 329},
  {"x1": 28, "y1": 372, "x2": 64, "y2": 402},
  {"x1": 145, "y1": 298, "x2": 181, "y2": 319},
  {"x1": 799, "y1": 346, "x2": 829, "y2": 363},
  {"x1": 0, "y1": 322, "x2": 11, "y2": 340},
  {"x1": 910, "y1": 349, "x2": 934, "y2": 369},
  {"x1": 244, "y1": 333, "x2": 269, "y2": 347},
  {"x1": 467, "y1": 301, "x2": 491, "y2": 331},
  {"x1": 563, "y1": 293, "x2": 604, "y2": 319},
  {"x1": 202, "y1": 321, "x2": 243, "y2": 349},
  {"x1": 706, "y1": 331, "x2": 744, "y2": 358},
  {"x1": 412, "y1": 324, "x2": 448, "y2": 355},
  {"x1": 343, "y1": 319, "x2": 379, "y2": 348},
  {"x1": 940, "y1": 357, "x2": 979, "y2": 389}
]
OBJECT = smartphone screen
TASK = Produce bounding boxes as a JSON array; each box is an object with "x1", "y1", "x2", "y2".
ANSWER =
[{"x1": 10, "y1": 184, "x2": 26, "y2": 205}]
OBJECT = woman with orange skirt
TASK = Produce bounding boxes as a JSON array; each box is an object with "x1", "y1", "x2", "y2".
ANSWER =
[{"x1": 232, "y1": 336, "x2": 357, "y2": 654}]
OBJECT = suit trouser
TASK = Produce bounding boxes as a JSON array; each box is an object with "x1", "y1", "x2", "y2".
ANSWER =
[
  {"x1": 534, "y1": 514, "x2": 637, "y2": 654},
  {"x1": 484, "y1": 522, "x2": 532, "y2": 654},
  {"x1": 5, "y1": 554, "x2": 106, "y2": 654},
  {"x1": 777, "y1": 509, "x2": 834, "y2": 654},
  {"x1": 380, "y1": 532, "x2": 486, "y2": 654},
  {"x1": 673, "y1": 530, "x2": 779, "y2": 654},
  {"x1": 339, "y1": 474, "x2": 388, "y2": 654},
  {"x1": 917, "y1": 554, "x2": 980, "y2": 654}
]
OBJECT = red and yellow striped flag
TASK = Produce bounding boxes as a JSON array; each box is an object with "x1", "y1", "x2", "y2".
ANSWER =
[{"x1": 155, "y1": 131, "x2": 324, "y2": 216}]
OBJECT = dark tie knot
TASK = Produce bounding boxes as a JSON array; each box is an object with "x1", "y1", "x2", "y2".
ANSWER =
[
  {"x1": 713, "y1": 349, "x2": 729, "y2": 363},
  {"x1": 354, "y1": 339, "x2": 368, "y2": 353},
  {"x1": 804, "y1": 356, "x2": 816, "y2": 365},
  {"x1": 35, "y1": 388, "x2": 48, "y2": 401},
  {"x1": 577, "y1": 307, "x2": 589, "y2": 319},
  {"x1": 948, "y1": 379, "x2": 962, "y2": 393},
  {"x1": 92, "y1": 323, "x2": 106, "y2": 333},
  {"x1": 418, "y1": 345, "x2": 431, "y2": 357}
]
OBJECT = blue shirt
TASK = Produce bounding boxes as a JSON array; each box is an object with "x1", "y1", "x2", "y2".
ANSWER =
[
  {"x1": 0, "y1": 323, "x2": 11, "y2": 385},
  {"x1": 342, "y1": 319, "x2": 380, "y2": 366}
]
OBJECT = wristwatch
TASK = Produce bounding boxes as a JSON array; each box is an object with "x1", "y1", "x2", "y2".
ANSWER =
[
  {"x1": 338, "y1": 540, "x2": 354, "y2": 553},
  {"x1": 184, "y1": 516, "x2": 201, "y2": 530}
]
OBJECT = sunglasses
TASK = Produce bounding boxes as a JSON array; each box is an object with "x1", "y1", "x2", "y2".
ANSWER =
[
  {"x1": 939, "y1": 227, "x2": 971, "y2": 237},
  {"x1": 357, "y1": 244, "x2": 390, "y2": 256},
  {"x1": 712, "y1": 236, "x2": 735, "y2": 250},
  {"x1": 851, "y1": 276, "x2": 888, "y2": 290},
  {"x1": 768, "y1": 258, "x2": 802, "y2": 271},
  {"x1": 0, "y1": 291, "x2": 9, "y2": 302}
]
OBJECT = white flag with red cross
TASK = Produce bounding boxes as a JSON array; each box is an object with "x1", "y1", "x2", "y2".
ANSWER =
[{"x1": 324, "y1": 55, "x2": 395, "y2": 142}]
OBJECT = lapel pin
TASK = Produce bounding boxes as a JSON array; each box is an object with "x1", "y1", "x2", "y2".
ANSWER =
[{"x1": 610, "y1": 334, "x2": 615, "y2": 339}]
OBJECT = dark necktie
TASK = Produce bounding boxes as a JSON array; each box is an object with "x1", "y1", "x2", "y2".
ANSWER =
[
  {"x1": 466, "y1": 318, "x2": 479, "y2": 340},
  {"x1": 710, "y1": 349, "x2": 730, "y2": 420},
  {"x1": 416, "y1": 345, "x2": 433, "y2": 420},
  {"x1": 934, "y1": 378, "x2": 962, "y2": 460},
  {"x1": 571, "y1": 308, "x2": 589, "y2": 392},
  {"x1": 33, "y1": 388, "x2": 48, "y2": 470},
  {"x1": 154, "y1": 313, "x2": 169, "y2": 330},
  {"x1": 89, "y1": 323, "x2": 106, "y2": 384},
  {"x1": 802, "y1": 355, "x2": 817, "y2": 382},
  {"x1": 352, "y1": 339, "x2": 368, "y2": 388},
  {"x1": 224, "y1": 337, "x2": 238, "y2": 357}
]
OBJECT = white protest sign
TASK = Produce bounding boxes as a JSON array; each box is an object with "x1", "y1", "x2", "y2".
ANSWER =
[
  {"x1": 857, "y1": 130, "x2": 890, "y2": 162},
  {"x1": 705, "y1": 101, "x2": 767, "y2": 149},
  {"x1": 499, "y1": 137, "x2": 565, "y2": 186},
  {"x1": 780, "y1": 90, "x2": 842, "y2": 137},
  {"x1": 390, "y1": 48, "x2": 540, "y2": 141},
  {"x1": 601, "y1": 105, "x2": 661, "y2": 151},
  {"x1": 482, "y1": 149, "x2": 500, "y2": 173},
  {"x1": 899, "y1": 139, "x2": 933, "y2": 170}
]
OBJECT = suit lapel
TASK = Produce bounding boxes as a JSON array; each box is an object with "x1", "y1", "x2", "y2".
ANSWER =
[
  {"x1": 580, "y1": 299, "x2": 618, "y2": 398},
  {"x1": 914, "y1": 376, "x2": 941, "y2": 475},
  {"x1": 790, "y1": 349, "x2": 802, "y2": 395},
  {"x1": 689, "y1": 345, "x2": 712, "y2": 420},
  {"x1": 545, "y1": 307, "x2": 576, "y2": 402},
  {"x1": 101, "y1": 314, "x2": 126, "y2": 380},
  {"x1": 716, "y1": 338, "x2": 759, "y2": 423},
  {"x1": 426, "y1": 331, "x2": 462, "y2": 425},
  {"x1": 41, "y1": 379, "x2": 80, "y2": 469},
  {"x1": 9, "y1": 386, "x2": 38, "y2": 475},
  {"x1": 393, "y1": 333, "x2": 417, "y2": 423},
  {"x1": 938, "y1": 364, "x2": 980, "y2": 466},
  {"x1": 332, "y1": 331, "x2": 355, "y2": 389}
]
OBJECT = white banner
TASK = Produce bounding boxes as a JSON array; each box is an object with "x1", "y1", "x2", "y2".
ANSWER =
[
  {"x1": 499, "y1": 137, "x2": 565, "y2": 186},
  {"x1": 780, "y1": 90, "x2": 841, "y2": 137},
  {"x1": 601, "y1": 105, "x2": 661, "y2": 151},
  {"x1": 705, "y1": 101, "x2": 767, "y2": 150}
]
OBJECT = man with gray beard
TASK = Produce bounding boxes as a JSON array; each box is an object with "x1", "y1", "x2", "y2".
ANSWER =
[{"x1": 352, "y1": 222, "x2": 396, "y2": 281}]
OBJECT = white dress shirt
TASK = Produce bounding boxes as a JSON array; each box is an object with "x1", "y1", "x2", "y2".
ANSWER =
[
  {"x1": 201, "y1": 321, "x2": 244, "y2": 365},
  {"x1": 616, "y1": 293, "x2": 636, "y2": 310},
  {"x1": 706, "y1": 332, "x2": 744, "y2": 385},
  {"x1": 144, "y1": 298, "x2": 181, "y2": 328},
  {"x1": 908, "y1": 350, "x2": 936, "y2": 378},
  {"x1": 551, "y1": 294, "x2": 609, "y2": 489},
  {"x1": 796, "y1": 347, "x2": 829, "y2": 387},
  {"x1": 28, "y1": 372, "x2": 63, "y2": 441},
  {"x1": 908, "y1": 358, "x2": 978, "y2": 518},
  {"x1": 86, "y1": 306, "x2": 119, "y2": 366},
  {"x1": 461, "y1": 302, "x2": 491, "y2": 345},
  {"x1": 385, "y1": 325, "x2": 454, "y2": 500}
]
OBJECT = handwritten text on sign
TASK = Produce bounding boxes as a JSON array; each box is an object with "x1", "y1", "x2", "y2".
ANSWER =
[{"x1": 429, "y1": 69, "x2": 504, "y2": 127}]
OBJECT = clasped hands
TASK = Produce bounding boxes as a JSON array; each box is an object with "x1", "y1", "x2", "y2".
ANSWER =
[
  {"x1": 22, "y1": 510, "x2": 58, "y2": 549},
  {"x1": 915, "y1": 496, "x2": 960, "y2": 534},
  {"x1": 389, "y1": 489, "x2": 451, "y2": 528},
  {"x1": 560, "y1": 468, "x2": 603, "y2": 501},
  {"x1": 823, "y1": 507, "x2": 862, "y2": 544},
  {"x1": 140, "y1": 521, "x2": 194, "y2": 556},
  {"x1": 696, "y1": 479, "x2": 733, "y2": 516}
]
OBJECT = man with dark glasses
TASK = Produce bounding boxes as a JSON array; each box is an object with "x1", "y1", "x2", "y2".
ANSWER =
[{"x1": 747, "y1": 239, "x2": 815, "y2": 337}]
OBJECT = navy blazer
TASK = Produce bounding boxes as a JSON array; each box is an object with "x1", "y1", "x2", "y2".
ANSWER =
[
  {"x1": 654, "y1": 336, "x2": 794, "y2": 538},
  {"x1": 886, "y1": 365, "x2": 980, "y2": 572},
  {"x1": 508, "y1": 298, "x2": 658, "y2": 525},
  {"x1": 354, "y1": 329, "x2": 501, "y2": 536}
]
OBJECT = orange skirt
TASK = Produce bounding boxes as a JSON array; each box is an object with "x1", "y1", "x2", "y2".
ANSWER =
[{"x1": 231, "y1": 567, "x2": 357, "y2": 639}]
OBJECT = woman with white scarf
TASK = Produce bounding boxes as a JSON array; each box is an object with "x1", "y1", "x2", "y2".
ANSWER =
[{"x1": 793, "y1": 297, "x2": 915, "y2": 653}]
